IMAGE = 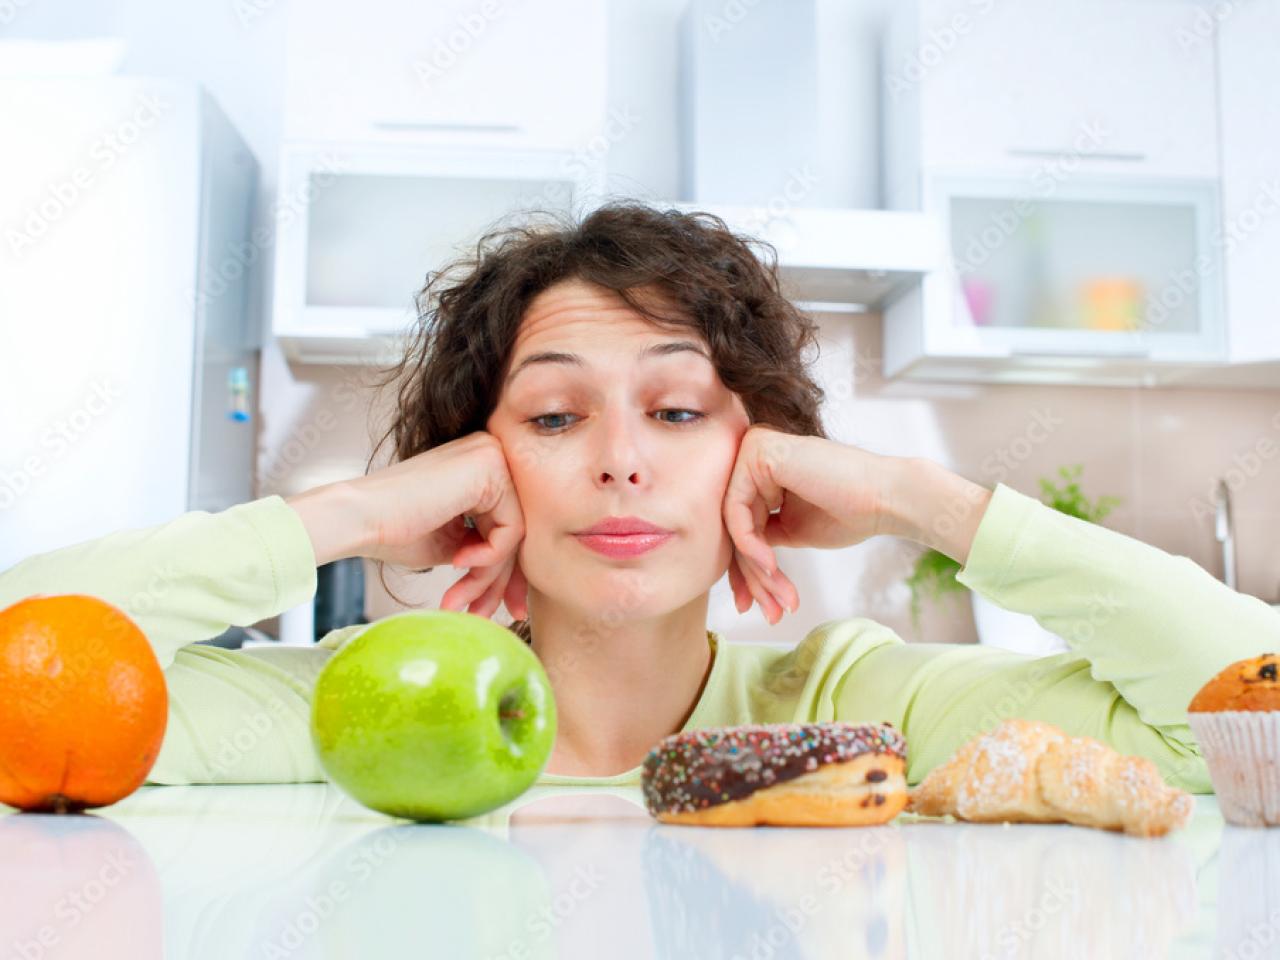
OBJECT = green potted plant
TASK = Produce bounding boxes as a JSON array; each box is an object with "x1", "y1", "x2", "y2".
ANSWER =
[{"x1": 906, "y1": 464, "x2": 1121, "y2": 653}]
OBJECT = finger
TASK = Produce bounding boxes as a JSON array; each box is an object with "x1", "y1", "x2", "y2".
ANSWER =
[
  {"x1": 503, "y1": 559, "x2": 530, "y2": 621},
  {"x1": 466, "y1": 558, "x2": 514, "y2": 619},
  {"x1": 738, "y1": 548, "x2": 784, "y2": 624},
  {"x1": 723, "y1": 468, "x2": 777, "y2": 576},
  {"x1": 449, "y1": 528, "x2": 487, "y2": 567},
  {"x1": 743, "y1": 549, "x2": 798, "y2": 617},
  {"x1": 755, "y1": 553, "x2": 799, "y2": 613},
  {"x1": 440, "y1": 565, "x2": 499, "y2": 613},
  {"x1": 451, "y1": 516, "x2": 523, "y2": 569},
  {"x1": 761, "y1": 510, "x2": 799, "y2": 549},
  {"x1": 727, "y1": 552, "x2": 751, "y2": 614}
]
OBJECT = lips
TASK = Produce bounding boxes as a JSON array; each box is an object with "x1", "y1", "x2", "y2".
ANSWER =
[
  {"x1": 572, "y1": 516, "x2": 674, "y2": 559},
  {"x1": 573, "y1": 516, "x2": 673, "y2": 536}
]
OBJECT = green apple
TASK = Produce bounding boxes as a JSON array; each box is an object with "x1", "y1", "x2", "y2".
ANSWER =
[{"x1": 310, "y1": 610, "x2": 556, "y2": 821}]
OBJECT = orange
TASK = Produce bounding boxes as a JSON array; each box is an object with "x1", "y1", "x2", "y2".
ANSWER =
[{"x1": 0, "y1": 594, "x2": 168, "y2": 812}]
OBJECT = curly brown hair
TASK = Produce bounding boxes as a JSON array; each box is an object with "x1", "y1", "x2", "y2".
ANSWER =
[{"x1": 365, "y1": 201, "x2": 828, "y2": 640}]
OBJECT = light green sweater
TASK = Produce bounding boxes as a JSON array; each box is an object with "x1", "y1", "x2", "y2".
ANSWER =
[{"x1": 3, "y1": 483, "x2": 1276, "y2": 793}]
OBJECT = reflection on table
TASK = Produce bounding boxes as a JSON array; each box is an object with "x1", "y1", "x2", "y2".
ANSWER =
[{"x1": 2, "y1": 784, "x2": 1273, "y2": 959}]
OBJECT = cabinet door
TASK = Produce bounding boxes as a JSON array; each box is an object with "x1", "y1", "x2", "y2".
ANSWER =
[
  {"x1": 271, "y1": 144, "x2": 597, "y2": 361},
  {"x1": 922, "y1": 174, "x2": 1224, "y2": 362},
  {"x1": 910, "y1": 0, "x2": 1219, "y2": 178},
  {"x1": 1218, "y1": 0, "x2": 1280, "y2": 363},
  {"x1": 282, "y1": 0, "x2": 607, "y2": 151}
]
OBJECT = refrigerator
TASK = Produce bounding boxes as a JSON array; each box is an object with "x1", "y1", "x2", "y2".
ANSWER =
[{"x1": 0, "y1": 77, "x2": 259, "y2": 571}]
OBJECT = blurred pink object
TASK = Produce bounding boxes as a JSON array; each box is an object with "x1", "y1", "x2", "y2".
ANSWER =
[{"x1": 961, "y1": 277, "x2": 994, "y2": 326}]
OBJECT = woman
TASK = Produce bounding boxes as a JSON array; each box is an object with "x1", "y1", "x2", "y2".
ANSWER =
[{"x1": 3, "y1": 203, "x2": 1275, "y2": 791}]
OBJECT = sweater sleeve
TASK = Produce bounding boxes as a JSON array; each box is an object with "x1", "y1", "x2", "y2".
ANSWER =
[
  {"x1": 0, "y1": 496, "x2": 318, "y2": 670},
  {"x1": 832, "y1": 482, "x2": 1280, "y2": 792}
]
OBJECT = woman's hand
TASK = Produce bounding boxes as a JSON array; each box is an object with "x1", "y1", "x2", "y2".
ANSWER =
[
  {"x1": 287, "y1": 431, "x2": 529, "y2": 620},
  {"x1": 721, "y1": 426, "x2": 899, "y2": 624}
]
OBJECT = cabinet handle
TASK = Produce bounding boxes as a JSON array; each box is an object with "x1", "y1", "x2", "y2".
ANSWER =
[
  {"x1": 373, "y1": 120, "x2": 523, "y2": 134},
  {"x1": 1008, "y1": 346, "x2": 1152, "y2": 358},
  {"x1": 1006, "y1": 148, "x2": 1147, "y2": 163}
]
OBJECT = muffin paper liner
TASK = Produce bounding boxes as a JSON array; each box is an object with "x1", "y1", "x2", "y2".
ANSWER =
[{"x1": 1189, "y1": 711, "x2": 1280, "y2": 827}]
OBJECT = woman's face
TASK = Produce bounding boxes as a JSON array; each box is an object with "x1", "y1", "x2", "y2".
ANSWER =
[{"x1": 486, "y1": 278, "x2": 751, "y2": 621}]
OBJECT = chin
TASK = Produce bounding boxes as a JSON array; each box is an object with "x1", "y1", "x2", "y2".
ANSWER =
[{"x1": 532, "y1": 563, "x2": 704, "y2": 623}]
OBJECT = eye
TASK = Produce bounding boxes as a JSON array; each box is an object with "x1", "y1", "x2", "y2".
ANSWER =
[
  {"x1": 525, "y1": 409, "x2": 706, "y2": 434},
  {"x1": 528, "y1": 412, "x2": 579, "y2": 433},
  {"x1": 655, "y1": 409, "x2": 705, "y2": 426}
]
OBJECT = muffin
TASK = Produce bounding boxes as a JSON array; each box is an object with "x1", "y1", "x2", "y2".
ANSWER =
[{"x1": 1187, "y1": 654, "x2": 1280, "y2": 827}]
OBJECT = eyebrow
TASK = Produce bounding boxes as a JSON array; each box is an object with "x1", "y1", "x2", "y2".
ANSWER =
[{"x1": 504, "y1": 340, "x2": 711, "y2": 388}]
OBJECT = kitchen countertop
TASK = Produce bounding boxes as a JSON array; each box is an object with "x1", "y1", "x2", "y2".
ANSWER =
[{"x1": 2, "y1": 786, "x2": 1274, "y2": 959}]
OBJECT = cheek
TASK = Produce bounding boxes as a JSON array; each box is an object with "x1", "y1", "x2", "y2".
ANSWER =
[{"x1": 686, "y1": 432, "x2": 740, "y2": 538}]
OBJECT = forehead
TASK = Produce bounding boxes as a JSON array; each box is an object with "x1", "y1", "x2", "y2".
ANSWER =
[
  {"x1": 514, "y1": 278, "x2": 687, "y2": 349},
  {"x1": 503, "y1": 280, "x2": 713, "y2": 388}
]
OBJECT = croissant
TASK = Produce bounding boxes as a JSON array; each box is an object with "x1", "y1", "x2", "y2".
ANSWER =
[{"x1": 907, "y1": 718, "x2": 1194, "y2": 837}]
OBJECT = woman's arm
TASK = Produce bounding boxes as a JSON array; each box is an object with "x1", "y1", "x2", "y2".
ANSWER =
[
  {"x1": 834, "y1": 472, "x2": 1280, "y2": 791},
  {"x1": 876, "y1": 456, "x2": 993, "y2": 566},
  {"x1": 284, "y1": 480, "x2": 372, "y2": 566},
  {"x1": 0, "y1": 495, "x2": 322, "y2": 669}
]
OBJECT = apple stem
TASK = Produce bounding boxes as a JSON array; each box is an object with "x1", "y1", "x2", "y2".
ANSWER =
[{"x1": 500, "y1": 709, "x2": 526, "y2": 720}]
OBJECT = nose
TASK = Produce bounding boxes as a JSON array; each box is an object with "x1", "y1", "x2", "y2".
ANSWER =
[
  {"x1": 597, "y1": 468, "x2": 640, "y2": 486},
  {"x1": 591, "y1": 405, "x2": 645, "y2": 489}
]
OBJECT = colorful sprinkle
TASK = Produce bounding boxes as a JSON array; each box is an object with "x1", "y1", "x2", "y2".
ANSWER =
[{"x1": 641, "y1": 721, "x2": 907, "y2": 816}]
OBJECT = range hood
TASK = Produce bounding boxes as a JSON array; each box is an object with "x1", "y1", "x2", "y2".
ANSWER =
[{"x1": 665, "y1": 202, "x2": 944, "y2": 313}]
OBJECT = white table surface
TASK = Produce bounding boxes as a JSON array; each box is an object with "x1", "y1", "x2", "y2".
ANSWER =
[{"x1": 2, "y1": 786, "x2": 1274, "y2": 959}]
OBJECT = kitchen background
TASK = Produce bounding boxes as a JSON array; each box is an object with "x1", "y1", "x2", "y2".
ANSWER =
[{"x1": 2, "y1": 0, "x2": 1278, "y2": 650}]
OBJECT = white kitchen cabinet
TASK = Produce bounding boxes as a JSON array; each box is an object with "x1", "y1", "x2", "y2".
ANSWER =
[
  {"x1": 878, "y1": 0, "x2": 1248, "y2": 385},
  {"x1": 272, "y1": 142, "x2": 603, "y2": 364},
  {"x1": 884, "y1": 0, "x2": 1220, "y2": 209},
  {"x1": 1217, "y1": 0, "x2": 1280, "y2": 367},
  {"x1": 282, "y1": 0, "x2": 606, "y2": 152},
  {"x1": 883, "y1": 174, "x2": 1227, "y2": 382}
]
